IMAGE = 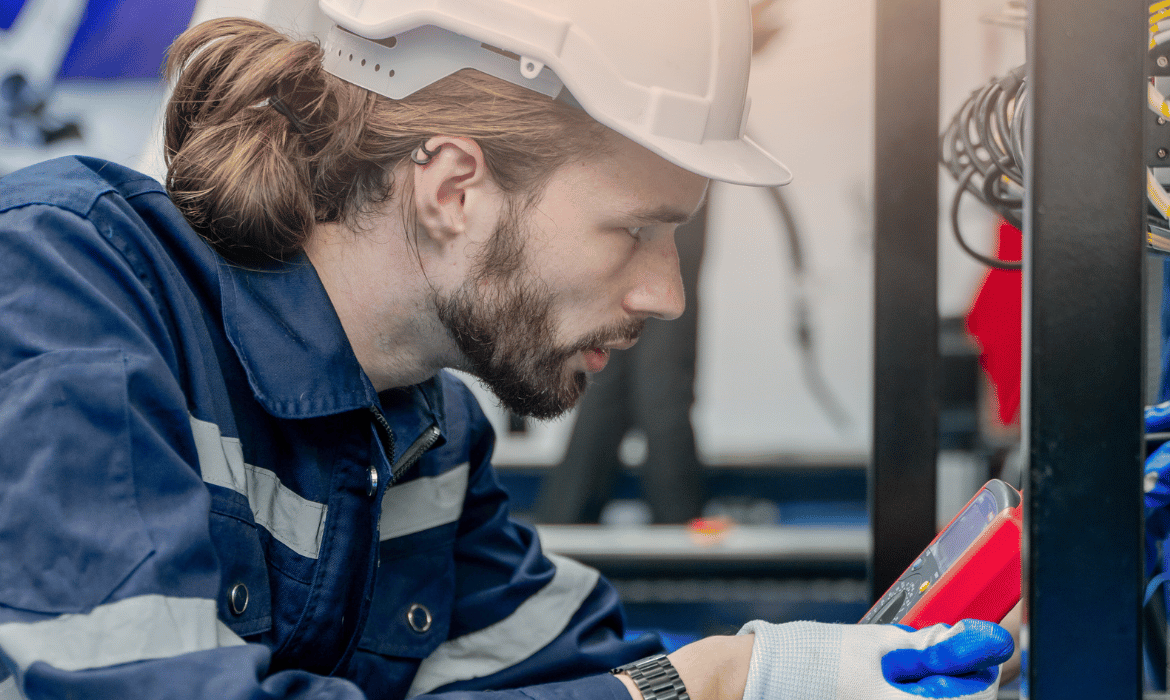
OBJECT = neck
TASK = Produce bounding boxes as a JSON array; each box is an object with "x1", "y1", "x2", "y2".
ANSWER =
[{"x1": 304, "y1": 220, "x2": 454, "y2": 392}]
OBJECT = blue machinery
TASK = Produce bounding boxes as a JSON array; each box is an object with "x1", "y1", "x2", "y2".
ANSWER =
[{"x1": 872, "y1": 0, "x2": 1146, "y2": 695}]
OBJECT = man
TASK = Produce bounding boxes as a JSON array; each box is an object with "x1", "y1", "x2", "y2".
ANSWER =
[{"x1": 0, "y1": 1, "x2": 1012, "y2": 699}]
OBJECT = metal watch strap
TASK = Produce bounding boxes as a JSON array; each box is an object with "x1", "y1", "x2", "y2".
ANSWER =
[{"x1": 611, "y1": 653, "x2": 690, "y2": 700}]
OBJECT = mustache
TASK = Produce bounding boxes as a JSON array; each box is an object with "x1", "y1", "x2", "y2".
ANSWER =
[{"x1": 568, "y1": 318, "x2": 646, "y2": 356}]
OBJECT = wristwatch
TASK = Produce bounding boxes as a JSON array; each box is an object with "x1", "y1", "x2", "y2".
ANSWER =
[{"x1": 611, "y1": 653, "x2": 690, "y2": 700}]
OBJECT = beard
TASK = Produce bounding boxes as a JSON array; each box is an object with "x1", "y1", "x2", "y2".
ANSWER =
[{"x1": 434, "y1": 207, "x2": 643, "y2": 420}]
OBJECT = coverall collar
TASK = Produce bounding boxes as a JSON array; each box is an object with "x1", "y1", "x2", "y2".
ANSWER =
[{"x1": 218, "y1": 252, "x2": 447, "y2": 434}]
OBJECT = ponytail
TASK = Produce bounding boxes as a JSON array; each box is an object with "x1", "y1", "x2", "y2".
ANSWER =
[{"x1": 166, "y1": 18, "x2": 333, "y2": 262}]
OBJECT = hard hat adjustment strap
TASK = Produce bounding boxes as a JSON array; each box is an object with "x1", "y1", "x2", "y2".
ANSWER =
[{"x1": 322, "y1": 24, "x2": 564, "y2": 102}]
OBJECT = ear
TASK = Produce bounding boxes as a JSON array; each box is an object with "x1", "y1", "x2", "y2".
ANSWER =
[{"x1": 411, "y1": 136, "x2": 493, "y2": 247}]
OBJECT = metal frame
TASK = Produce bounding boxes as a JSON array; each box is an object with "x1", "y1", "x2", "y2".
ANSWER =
[
  {"x1": 870, "y1": 0, "x2": 941, "y2": 599},
  {"x1": 1022, "y1": 0, "x2": 1146, "y2": 695},
  {"x1": 872, "y1": 0, "x2": 1147, "y2": 694}
]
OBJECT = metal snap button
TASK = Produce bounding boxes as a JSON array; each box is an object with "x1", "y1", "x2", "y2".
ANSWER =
[
  {"x1": 229, "y1": 583, "x2": 249, "y2": 615},
  {"x1": 406, "y1": 603, "x2": 432, "y2": 633},
  {"x1": 367, "y1": 466, "x2": 379, "y2": 497}
]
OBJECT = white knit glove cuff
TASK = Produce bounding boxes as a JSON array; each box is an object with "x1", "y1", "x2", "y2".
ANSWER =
[
  {"x1": 738, "y1": 620, "x2": 841, "y2": 700},
  {"x1": 736, "y1": 619, "x2": 1007, "y2": 700}
]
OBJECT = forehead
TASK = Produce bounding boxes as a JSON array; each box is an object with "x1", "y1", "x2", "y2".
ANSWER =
[{"x1": 539, "y1": 132, "x2": 710, "y2": 222}]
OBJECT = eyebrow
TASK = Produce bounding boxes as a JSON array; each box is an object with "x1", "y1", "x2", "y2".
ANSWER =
[{"x1": 624, "y1": 191, "x2": 710, "y2": 226}]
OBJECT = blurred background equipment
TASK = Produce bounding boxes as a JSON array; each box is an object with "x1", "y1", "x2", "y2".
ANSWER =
[
  {"x1": 0, "y1": 0, "x2": 87, "y2": 90},
  {"x1": 0, "y1": 72, "x2": 81, "y2": 149},
  {"x1": 0, "y1": 0, "x2": 87, "y2": 154},
  {"x1": 0, "y1": 0, "x2": 197, "y2": 174}
]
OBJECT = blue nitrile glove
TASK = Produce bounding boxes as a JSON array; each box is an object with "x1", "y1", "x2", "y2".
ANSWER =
[
  {"x1": 1145, "y1": 402, "x2": 1170, "y2": 578},
  {"x1": 1147, "y1": 401, "x2": 1170, "y2": 434},
  {"x1": 1145, "y1": 441, "x2": 1170, "y2": 578},
  {"x1": 737, "y1": 619, "x2": 1013, "y2": 700}
]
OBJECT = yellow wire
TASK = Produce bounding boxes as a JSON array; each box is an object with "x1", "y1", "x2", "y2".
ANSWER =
[
  {"x1": 1150, "y1": 230, "x2": 1170, "y2": 254},
  {"x1": 1153, "y1": 8, "x2": 1170, "y2": 25},
  {"x1": 1149, "y1": 170, "x2": 1170, "y2": 219},
  {"x1": 1149, "y1": 84, "x2": 1170, "y2": 118},
  {"x1": 1153, "y1": 0, "x2": 1170, "y2": 14}
]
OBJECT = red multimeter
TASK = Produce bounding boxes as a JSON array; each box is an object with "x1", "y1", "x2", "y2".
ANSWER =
[{"x1": 860, "y1": 479, "x2": 1022, "y2": 628}]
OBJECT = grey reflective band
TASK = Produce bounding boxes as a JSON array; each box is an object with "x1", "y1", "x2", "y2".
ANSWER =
[
  {"x1": 0, "y1": 676, "x2": 18, "y2": 700},
  {"x1": 190, "y1": 416, "x2": 328, "y2": 559},
  {"x1": 0, "y1": 595, "x2": 244, "y2": 673},
  {"x1": 380, "y1": 462, "x2": 470, "y2": 541},
  {"x1": 612, "y1": 654, "x2": 690, "y2": 700},
  {"x1": 406, "y1": 553, "x2": 600, "y2": 696}
]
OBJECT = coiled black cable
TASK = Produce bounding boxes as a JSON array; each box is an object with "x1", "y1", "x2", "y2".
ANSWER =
[{"x1": 939, "y1": 66, "x2": 1026, "y2": 270}]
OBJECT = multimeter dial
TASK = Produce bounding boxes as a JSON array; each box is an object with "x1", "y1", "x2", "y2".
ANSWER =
[{"x1": 865, "y1": 574, "x2": 924, "y2": 624}]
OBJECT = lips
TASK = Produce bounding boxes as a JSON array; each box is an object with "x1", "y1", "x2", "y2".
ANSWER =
[
  {"x1": 580, "y1": 336, "x2": 640, "y2": 373},
  {"x1": 583, "y1": 347, "x2": 610, "y2": 373},
  {"x1": 607, "y1": 339, "x2": 638, "y2": 352}
]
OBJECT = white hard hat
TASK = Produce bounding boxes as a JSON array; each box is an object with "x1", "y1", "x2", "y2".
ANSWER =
[{"x1": 318, "y1": 0, "x2": 792, "y2": 187}]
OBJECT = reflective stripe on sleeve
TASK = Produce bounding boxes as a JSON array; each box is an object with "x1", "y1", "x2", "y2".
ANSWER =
[
  {"x1": 0, "y1": 675, "x2": 19, "y2": 700},
  {"x1": 379, "y1": 462, "x2": 470, "y2": 540},
  {"x1": 0, "y1": 595, "x2": 245, "y2": 674},
  {"x1": 189, "y1": 415, "x2": 327, "y2": 559},
  {"x1": 406, "y1": 552, "x2": 601, "y2": 697}
]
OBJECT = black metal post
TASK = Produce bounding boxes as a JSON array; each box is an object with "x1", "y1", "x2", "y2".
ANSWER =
[
  {"x1": 870, "y1": 0, "x2": 941, "y2": 599},
  {"x1": 1023, "y1": 0, "x2": 1145, "y2": 694}
]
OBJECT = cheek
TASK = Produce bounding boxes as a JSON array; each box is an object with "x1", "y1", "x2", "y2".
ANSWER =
[
  {"x1": 555, "y1": 251, "x2": 629, "y2": 310},
  {"x1": 562, "y1": 233, "x2": 635, "y2": 287},
  {"x1": 545, "y1": 264, "x2": 634, "y2": 341},
  {"x1": 530, "y1": 224, "x2": 638, "y2": 316}
]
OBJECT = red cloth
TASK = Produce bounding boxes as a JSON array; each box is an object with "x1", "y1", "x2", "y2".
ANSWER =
[{"x1": 965, "y1": 221, "x2": 1023, "y2": 426}]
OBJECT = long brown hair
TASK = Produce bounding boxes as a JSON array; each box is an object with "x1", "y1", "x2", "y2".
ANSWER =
[{"x1": 164, "y1": 17, "x2": 607, "y2": 263}]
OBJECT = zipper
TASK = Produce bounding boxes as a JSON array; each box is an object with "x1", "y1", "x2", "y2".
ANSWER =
[
  {"x1": 369, "y1": 405, "x2": 397, "y2": 485},
  {"x1": 369, "y1": 404, "x2": 442, "y2": 487},
  {"x1": 390, "y1": 424, "x2": 441, "y2": 483}
]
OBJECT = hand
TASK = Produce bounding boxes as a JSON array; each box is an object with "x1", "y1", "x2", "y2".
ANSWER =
[
  {"x1": 997, "y1": 602, "x2": 1023, "y2": 685},
  {"x1": 737, "y1": 618, "x2": 1014, "y2": 700}
]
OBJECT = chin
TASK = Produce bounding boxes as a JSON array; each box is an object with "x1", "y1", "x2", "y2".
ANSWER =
[{"x1": 503, "y1": 371, "x2": 590, "y2": 421}]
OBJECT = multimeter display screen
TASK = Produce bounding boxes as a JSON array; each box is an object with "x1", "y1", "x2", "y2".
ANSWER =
[{"x1": 932, "y1": 489, "x2": 1001, "y2": 571}]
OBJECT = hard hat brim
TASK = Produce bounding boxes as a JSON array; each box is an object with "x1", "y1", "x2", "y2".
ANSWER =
[{"x1": 639, "y1": 131, "x2": 793, "y2": 187}]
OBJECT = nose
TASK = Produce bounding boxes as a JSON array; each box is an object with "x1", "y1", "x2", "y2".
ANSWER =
[{"x1": 622, "y1": 232, "x2": 686, "y2": 321}]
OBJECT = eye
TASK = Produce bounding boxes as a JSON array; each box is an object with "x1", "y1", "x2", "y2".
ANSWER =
[{"x1": 625, "y1": 226, "x2": 644, "y2": 239}]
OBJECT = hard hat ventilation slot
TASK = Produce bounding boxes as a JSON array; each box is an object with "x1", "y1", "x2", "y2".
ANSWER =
[
  {"x1": 478, "y1": 42, "x2": 544, "y2": 81},
  {"x1": 480, "y1": 43, "x2": 519, "y2": 61}
]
